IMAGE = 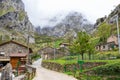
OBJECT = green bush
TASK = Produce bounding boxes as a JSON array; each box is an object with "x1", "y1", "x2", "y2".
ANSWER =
[
  {"x1": 96, "y1": 51, "x2": 119, "y2": 60},
  {"x1": 116, "y1": 54, "x2": 120, "y2": 59},
  {"x1": 93, "y1": 62, "x2": 120, "y2": 75},
  {"x1": 113, "y1": 48, "x2": 118, "y2": 51},
  {"x1": 31, "y1": 53, "x2": 41, "y2": 61},
  {"x1": 107, "y1": 77, "x2": 120, "y2": 80}
]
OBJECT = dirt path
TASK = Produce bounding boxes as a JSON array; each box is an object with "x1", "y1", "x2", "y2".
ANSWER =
[{"x1": 33, "y1": 59, "x2": 77, "y2": 80}]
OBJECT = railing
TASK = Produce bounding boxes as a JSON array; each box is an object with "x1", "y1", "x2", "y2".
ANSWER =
[
  {"x1": 0, "y1": 56, "x2": 10, "y2": 61},
  {"x1": 0, "y1": 56, "x2": 10, "y2": 59}
]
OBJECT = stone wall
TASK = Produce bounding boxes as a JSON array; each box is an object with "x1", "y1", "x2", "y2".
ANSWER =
[
  {"x1": 42, "y1": 61, "x2": 64, "y2": 72},
  {"x1": 0, "y1": 42, "x2": 28, "y2": 56},
  {"x1": 42, "y1": 61, "x2": 106, "y2": 72},
  {"x1": 25, "y1": 65, "x2": 36, "y2": 80}
]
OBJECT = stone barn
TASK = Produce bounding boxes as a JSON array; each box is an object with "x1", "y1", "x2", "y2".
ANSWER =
[
  {"x1": 38, "y1": 47, "x2": 64, "y2": 60},
  {"x1": 0, "y1": 40, "x2": 32, "y2": 70}
]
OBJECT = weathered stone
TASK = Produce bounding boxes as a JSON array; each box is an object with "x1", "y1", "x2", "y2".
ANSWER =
[
  {"x1": 0, "y1": 41, "x2": 29, "y2": 57},
  {"x1": 1, "y1": 63, "x2": 13, "y2": 80},
  {"x1": 0, "y1": 0, "x2": 34, "y2": 41},
  {"x1": 42, "y1": 61, "x2": 106, "y2": 73}
]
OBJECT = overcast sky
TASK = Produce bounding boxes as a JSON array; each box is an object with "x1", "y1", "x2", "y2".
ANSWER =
[{"x1": 22, "y1": 0, "x2": 120, "y2": 27}]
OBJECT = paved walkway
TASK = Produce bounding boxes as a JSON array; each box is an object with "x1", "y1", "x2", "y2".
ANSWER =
[{"x1": 33, "y1": 59, "x2": 77, "y2": 80}]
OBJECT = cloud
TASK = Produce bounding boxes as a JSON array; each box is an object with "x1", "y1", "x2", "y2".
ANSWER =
[{"x1": 22, "y1": 0, "x2": 120, "y2": 27}]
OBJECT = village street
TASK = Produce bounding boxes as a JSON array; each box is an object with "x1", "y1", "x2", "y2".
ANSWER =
[{"x1": 32, "y1": 59, "x2": 77, "y2": 80}]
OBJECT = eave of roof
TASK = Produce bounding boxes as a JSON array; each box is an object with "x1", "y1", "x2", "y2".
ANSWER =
[{"x1": 9, "y1": 53, "x2": 27, "y2": 57}]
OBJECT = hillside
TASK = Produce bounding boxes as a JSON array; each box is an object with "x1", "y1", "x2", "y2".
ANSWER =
[
  {"x1": 0, "y1": 0, "x2": 34, "y2": 43},
  {"x1": 92, "y1": 4, "x2": 120, "y2": 44}
]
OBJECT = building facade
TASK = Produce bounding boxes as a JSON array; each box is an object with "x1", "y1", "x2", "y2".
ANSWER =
[
  {"x1": 96, "y1": 35, "x2": 118, "y2": 51},
  {"x1": 0, "y1": 40, "x2": 32, "y2": 69}
]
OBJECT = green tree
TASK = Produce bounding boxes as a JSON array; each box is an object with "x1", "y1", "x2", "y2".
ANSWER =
[
  {"x1": 70, "y1": 31, "x2": 89, "y2": 60},
  {"x1": 87, "y1": 41, "x2": 96, "y2": 60},
  {"x1": 97, "y1": 22, "x2": 111, "y2": 43}
]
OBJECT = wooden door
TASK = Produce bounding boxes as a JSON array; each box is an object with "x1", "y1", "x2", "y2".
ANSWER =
[{"x1": 10, "y1": 57, "x2": 19, "y2": 69}]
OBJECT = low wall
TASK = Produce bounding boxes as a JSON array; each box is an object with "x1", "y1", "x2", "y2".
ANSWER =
[
  {"x1": 13, "y1": 75, "x2": 25, "y2": 80},
  {"x1": 42, "y1": 61, "x2": 106, "y2": 72},
  {"x1": 25, "y1": 65, "x2": 36, "y2": 80},
  {"x1": 42, "y1": 62, "x2": 64, "y2": 72}
]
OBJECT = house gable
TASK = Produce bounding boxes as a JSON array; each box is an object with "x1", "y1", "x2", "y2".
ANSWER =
[
  {"x1": 107, "y1": 35, "x2": 118, "y2": 45},
  {"x1": 0, "y1": 40, "x2": 32, "y2": 57}
]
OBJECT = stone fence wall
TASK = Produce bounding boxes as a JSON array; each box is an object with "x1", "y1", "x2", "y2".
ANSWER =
[
  {"x1": 25, "y1": 65, "x2": 36, "y2": 80},
  {"x1": 42, "y1": 61, "x2": 106, "y2": 72},
  {"x1": 42, "y1": 62, "x2": 64, "y2": 72}
]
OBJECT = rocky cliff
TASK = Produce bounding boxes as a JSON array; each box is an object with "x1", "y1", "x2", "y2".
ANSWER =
[
  {"x1": 0, "y1": 0, "x2": 34, "y2": 42},
  {"x1": 36, "y1": 12, "x2": 94, "y2": 37}
]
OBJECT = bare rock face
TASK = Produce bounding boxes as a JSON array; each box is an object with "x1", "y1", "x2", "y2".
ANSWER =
[{"x1": 0, "y1": 0, "x2": 34, "y2": 32}]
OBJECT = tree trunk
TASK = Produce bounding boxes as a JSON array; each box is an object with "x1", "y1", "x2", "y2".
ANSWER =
[
  {"x1": 81, "y1": 53, "x2": 84, "y2": 60},
  {"x1": 89, "y1": 53, "x2": 91, "y2": 60}
]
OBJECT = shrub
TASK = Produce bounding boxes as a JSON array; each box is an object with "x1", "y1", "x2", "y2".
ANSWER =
[
  {"x1": 113, "y1": 48, "x2": 118, "y2": 51},
  {"x1": 31, "y1": 53, "x2": 41, "y2": 61},
  {"x1": 93, "y1": 62, "x2": 120, "y2": 75},
  {"x1": 116, "y1": 54, "x2": 120, "y2": 59}
]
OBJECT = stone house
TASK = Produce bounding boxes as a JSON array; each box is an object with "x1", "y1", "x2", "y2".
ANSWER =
[
  {"x1": 59, "y1": 43, "x2": 70, "y2": 48},
  {"x1": 0, "y1": 40, "x2": 32, "y2": 69},
  {"x1": 96, "y1": 35, "x2": 118, "y2": 51},
  {"x1": 38, "y1": 47, "x2": 64, "y2": 60},
  {"x1": 59, "y1": 43, "x2": 70, "y2": 54}
]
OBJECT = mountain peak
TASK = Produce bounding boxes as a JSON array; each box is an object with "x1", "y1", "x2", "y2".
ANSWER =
[{"x1": 36, "y1": 11, "x2": 94, "y2": 37}]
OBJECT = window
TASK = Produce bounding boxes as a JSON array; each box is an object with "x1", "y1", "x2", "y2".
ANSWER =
[
  {"x1": 103, "y1": 45, "x2": 105, "y2": 49},
  {"x1": 18, "y1": 50, "x2": 22, "y2": 53},
  {"x1": 0, "y1": 51, "x2": 5, "y2": 56}
]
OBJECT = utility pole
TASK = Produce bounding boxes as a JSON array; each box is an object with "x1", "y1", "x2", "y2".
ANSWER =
[
  {"x1": 27, "y1": 26, "x2": 30, "y2": 64},
  {"x1": 116, "y1": 15, "x2": 120, "y2": 54},
  {"x1": 110, "y1": 14, "x2": 120, "y2": 54},
  {"x1": 54, "y1": 38, "x2": 56, "y2": 60},
  {"x1": 111, "y1": 5, "x2": 120, "y2": 54}
]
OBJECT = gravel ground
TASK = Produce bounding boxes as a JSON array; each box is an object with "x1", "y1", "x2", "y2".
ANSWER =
[{"x1": 33, "y1": 59, "x2": 77, "y2": 80}]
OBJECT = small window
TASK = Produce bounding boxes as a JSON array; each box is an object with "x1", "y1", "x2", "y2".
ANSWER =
[
  {"x1": 0, "y1": 51, "x2": 5, "y2": 56},
  {"x1": 103, "y1": 45, "x2": 105, "y2": 49},
  {"x1": 18, "y1": 50, "x2": 22, "y2": 53}
]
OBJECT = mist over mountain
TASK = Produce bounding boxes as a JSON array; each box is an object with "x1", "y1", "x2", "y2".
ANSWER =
[{"x1": 36, "y1": 12, "x2": 94, "y2": 37}]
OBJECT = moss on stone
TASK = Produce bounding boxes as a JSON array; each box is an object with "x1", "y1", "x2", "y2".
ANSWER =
[
  {"x1": 18, "y1": 11, "x2": 25, "y2": 21},
  {"x1": 0, "y1": 6, "x2": 15, "y2": 17}
]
